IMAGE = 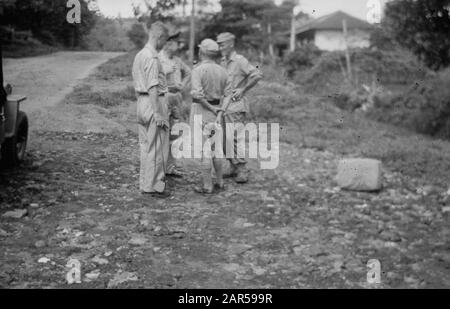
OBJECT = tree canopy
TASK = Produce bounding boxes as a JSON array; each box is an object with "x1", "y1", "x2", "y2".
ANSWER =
[
  {"x1": 382, "y1": 0, "x2": 450, "y2": 70},
  {"x1": 202, "y1": 0, "x2": 295, "y2": 49},
  {"x1": 0, "y1": 0, "x2": 98, "y2": 47}
]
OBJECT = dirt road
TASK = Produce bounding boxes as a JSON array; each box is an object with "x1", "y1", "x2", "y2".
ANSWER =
[{"x1": 3, "y1": 52, "x2": 123, "y2": 113}]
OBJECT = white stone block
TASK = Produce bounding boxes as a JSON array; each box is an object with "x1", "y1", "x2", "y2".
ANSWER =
[{"x1": 335, "y1": 159, "x2": 382, "y2": 192}]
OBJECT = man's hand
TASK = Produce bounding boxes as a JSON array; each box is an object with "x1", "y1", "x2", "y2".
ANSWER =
[
  {"x1": 156, "y1": 120, "x2": 169, "y2": 130},
  {"x1": 232, "y1": 88, "x2": 245, "y2": 101},
  {"x1": 212, "y1": 106, "x2": 224, "y2": 115},
  {"x1": 215, "y1": 111, "x2": 224, "y2": 125},
  {"x1": 168, "y1": 84, "x2": 182, "y2": 93}
]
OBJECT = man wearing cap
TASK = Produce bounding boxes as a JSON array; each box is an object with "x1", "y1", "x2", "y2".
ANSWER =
[
  {"x1": 159, "y1": 29, "x2": 191, "y2": 178},
  {"x1": 190, "y1": 39, "x2": 228, "y2": 194},
  {"x1": 216, "y1": 32, "x2": 263, "y2": 184},
  {"x1": 132, "y1": 21, "x2": 171, "y2": 198}
]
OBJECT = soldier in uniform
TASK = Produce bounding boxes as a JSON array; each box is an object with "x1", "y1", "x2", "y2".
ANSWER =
[
  {"x1": 216, "y1": 32, "x2": 263, "y2": 184},
  {"x1": 132, "y1": 22, "x2": 171, "y2": 198},
  {"x1": 159, "y1": 29, "x2": 191, "y2": 177},
  {"x1": 190, "y1": 39, "x2": 228, "y2": 194}
]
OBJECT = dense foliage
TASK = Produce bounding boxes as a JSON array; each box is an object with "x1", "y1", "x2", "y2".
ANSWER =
[
  {"x1": 202, "y1": 0, "x2": 304, "y2": 52},
  {"x1": 283, "y1": 43, "x2": 322, "y2": 78},
  {"x1": 0, "y1": 0, "x2": 98, "y2": 48},
  {"x1": 368, "y1": 69, "x2": 450, "y2": 139},
  {"x1": 382, "y1": 0, "x2": 450, "y2": 70},
  {"x1": 127, "y1": 23, "x2": 148, "y2": 50}
]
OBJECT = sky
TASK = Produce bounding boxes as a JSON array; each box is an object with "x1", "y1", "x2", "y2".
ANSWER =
[{"x1": 96, "y1": 0, "x2": 387, "y2": 21}]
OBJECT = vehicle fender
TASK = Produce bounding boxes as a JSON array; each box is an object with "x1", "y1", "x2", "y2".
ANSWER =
[
  {"x1": 0, "y1": 118, "x2": 4, "y2": 144},
  {"x1": 5, "y1": 95, "x2": 26, "y2": 138}
]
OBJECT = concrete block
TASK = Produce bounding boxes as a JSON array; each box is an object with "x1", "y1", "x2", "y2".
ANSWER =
[{"x1": 335, "y1": 159, "x2": 382, "y2": 192}]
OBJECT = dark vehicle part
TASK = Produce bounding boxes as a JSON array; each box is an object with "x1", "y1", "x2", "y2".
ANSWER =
[{"x1": 0, "y1": 42, "x2": 29, "y2": 167}]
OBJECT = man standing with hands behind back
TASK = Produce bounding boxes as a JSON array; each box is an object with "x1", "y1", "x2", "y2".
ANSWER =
[
  {"x1": 190, "y1": 39, "x2": 228, "y2": 194},
  {"x1": 132, "y1": 21, "x2": 171, "y2": 198},
  {"x1": 216, "y1": 32, "x2": 263, "y2": 184}
]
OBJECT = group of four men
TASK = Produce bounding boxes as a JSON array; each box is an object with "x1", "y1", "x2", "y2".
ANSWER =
[{"x1": 132, "y1": 21, "x2": 262, "y2": 198}]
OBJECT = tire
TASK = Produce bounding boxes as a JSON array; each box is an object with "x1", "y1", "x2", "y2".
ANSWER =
[{"x1": 1, "y1": 111, "x2": 28, "y2": 167}]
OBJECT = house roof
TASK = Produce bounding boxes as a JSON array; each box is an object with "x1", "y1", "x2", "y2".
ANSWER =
[{"x1": 295, "y1": 10, "x2": 373, "y2": 34}]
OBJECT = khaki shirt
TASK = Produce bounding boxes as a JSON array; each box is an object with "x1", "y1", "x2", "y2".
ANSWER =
[
  {"x1": 132, "y1": 44, "x2": 167, "y2": 95},
  {"x1": 221, "y1": 51, "x2": 261, "y2": 114},
  {"x1": 159, "y1": 51, "x2": 191, "y2": 89},
  {"x1": 191, "y1": 60, "x2": 228, "y2": 102}
]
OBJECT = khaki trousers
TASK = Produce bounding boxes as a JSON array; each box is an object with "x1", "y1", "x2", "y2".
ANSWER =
[{"x1": 137, "y1": 95, "x2": 169, "y2": 193}]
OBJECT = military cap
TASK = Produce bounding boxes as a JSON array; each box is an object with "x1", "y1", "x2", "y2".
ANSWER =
[
  {"x1": 216, "y1": 32, "x2": 236, "y2": 43},
  {"x1": 167, "y1": 29, "x2": 181, "y2": 41},
  {"x1": 198, "y1": 39, "x2": 220, "y2": 54}
]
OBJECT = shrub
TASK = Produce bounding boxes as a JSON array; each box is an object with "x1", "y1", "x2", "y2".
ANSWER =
[
  {"x1": 83, "y1": 18, "x2": 134, "y2": 52},
  {"x1": 2, "y1": 38, "x2": 57, "y2": 58},
  {"x1": 35, "y1": 30, "x2": 58, "y2": 46},
  {"x1": 127, "y1": 23, "x2": 148, "y2": 50},
  {"x1": 367, "y1": 69, "x2": 450, "y2": 139},
  {"x1": 298, "y1": 48, "x2": 430, "y2": 95},
  {"x1": 369, "y1": 26, "x2": 397, "y2": 51},
  {"x1": 283, "y1": 43, "x2": 322, "y2": 78},
  {"x1": 249, "y1": 81, "x2": 309, "y2": 121}
]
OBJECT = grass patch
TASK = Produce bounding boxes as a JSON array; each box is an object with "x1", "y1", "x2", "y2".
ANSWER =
[
  {"x1": 366, "y1": 68, "x2": 450, "y2": 139},
  {"x1": 64, "y1": 84, "x2": 136, "y2": 108},
  {"x1": 95, "y1": 51, "x2": 136, "y2": 80},
  {"x1": 250, "y1": 76, "x2": 450, "y2": 184},
  {"x1": 297, "y1": 48, "x2": 430, "y2": 95}
]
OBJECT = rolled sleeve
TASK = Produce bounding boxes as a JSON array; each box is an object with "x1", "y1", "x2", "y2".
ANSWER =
[
  {"x1": 190, "y1": 68, "x2": 206, "y2": 100},
  {"x1": 144, "y1": 57, "x2": 160, "y2": 91},
  {"x1": 239, "y1": 57, "x2": 259, "y2": 77},
  {"x1": 180, "y1": 59, "x2": 192, "y2": 80}
]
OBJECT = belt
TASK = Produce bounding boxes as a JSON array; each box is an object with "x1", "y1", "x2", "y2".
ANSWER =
[
  {"x1": 137, "y1": 92, "x2": 166, "y2": 97},
  {"x1": 193, "y1": 98, "x2": 221, "y2": 106}
]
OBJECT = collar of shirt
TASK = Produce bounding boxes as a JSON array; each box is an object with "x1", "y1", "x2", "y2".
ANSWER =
[
  {"x1": 201, "y1": 59, "x2": 216, "y2": 65},
  {"x1": 223, "y1": 51, "x2": 238, "y2": 65},
  {"x1": 159, "y1": 50, "x2": 167, "y2": 59},
  {"x1": 159, "y1": 50, "x2": 175, "y2": 61},
  {"x1": 144, "y1": 43, "x2": 158, "y2": 56}
]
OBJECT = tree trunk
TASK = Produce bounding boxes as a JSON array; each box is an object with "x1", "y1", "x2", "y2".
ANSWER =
[
  {"x1": 182, "y1": 0, "x2": 187, "y2": 18},
  {"x1": 289, "y1": 9, "x2": 296, "y2": 52},
  {"x1": 342, "y1": 19, "x2": 353, "y2": 82},
  {"x1": 189, "y1": 0, "x2": 196, "y2": 66},
  {"x1": 268, "y1": 23, "x2": 274, "y2": 58}
]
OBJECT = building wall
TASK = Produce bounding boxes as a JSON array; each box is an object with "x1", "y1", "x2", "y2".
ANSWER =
[{"x1": 314, "y1": 29, "x2": 370, "y2": 51}]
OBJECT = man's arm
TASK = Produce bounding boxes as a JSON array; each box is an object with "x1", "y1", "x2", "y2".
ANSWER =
[
  {"x1": 148, "y1": 86, "x2": 167, "y2": 129},
  {"x1": 232, "y1": 71, "x2": 262, "y2": 102},
  {"x1": 232, "y1": 57, "x2": 263, "y2": 101},
  {"x1": 180, "y1": 59, "x2": 192, "y2": 88},
  {"x1": 145, "y1": 57, "x2": 168, "y2": 129},
  {"x1": 243, "y1": 71, "x2": 263, "y2": 94}
]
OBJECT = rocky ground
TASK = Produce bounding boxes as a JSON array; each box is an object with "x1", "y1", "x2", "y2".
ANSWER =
[{"x1": 1, "y1": 53, "x2": 449, "y2": 289}]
